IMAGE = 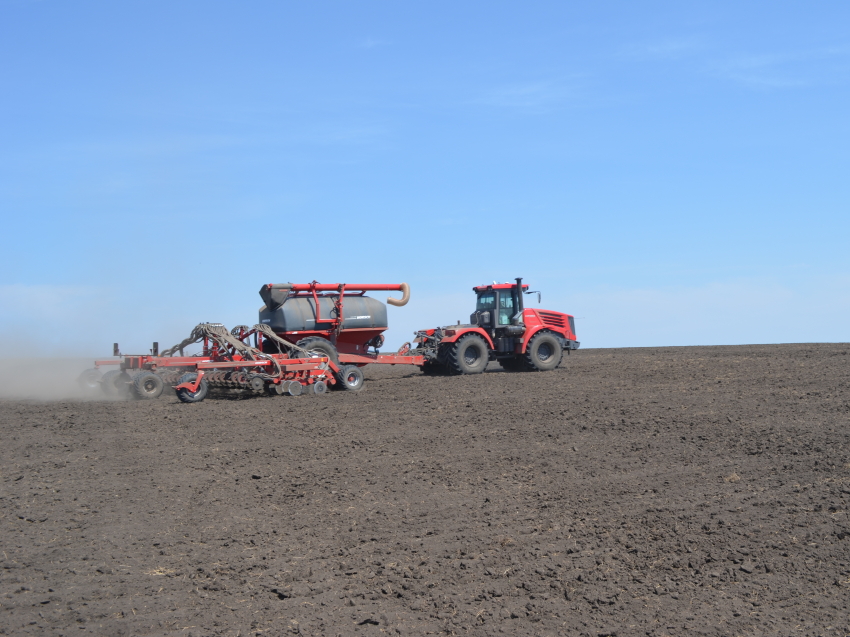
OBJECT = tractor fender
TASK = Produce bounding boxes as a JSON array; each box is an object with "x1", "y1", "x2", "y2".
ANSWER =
[
  {"x1": 438, "y1": 327, "x2": 495, "y2": 349},
  {"x1": 517, "y1": 326, "x2": 558, "y2": 354}
]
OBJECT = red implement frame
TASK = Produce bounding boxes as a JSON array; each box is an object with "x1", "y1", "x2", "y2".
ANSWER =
[
  {"x1": 98, "y1": 351, "x2": 423, "y2": 370},
  {"x1": 95, "y1": 350, "x2": 338, "y2": 393}
]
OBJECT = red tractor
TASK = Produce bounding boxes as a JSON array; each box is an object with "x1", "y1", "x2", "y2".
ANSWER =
[{"x1": 412, "y1": 278, "x2": 578, "y2": 374}]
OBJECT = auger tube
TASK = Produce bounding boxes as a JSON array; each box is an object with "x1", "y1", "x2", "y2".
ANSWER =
[
  {"x1": 386, "y1": 283, "x2": 410, "y2": 307},
  {"x1": 261, "y1": 282, "x2": 410, "y2": 308}
]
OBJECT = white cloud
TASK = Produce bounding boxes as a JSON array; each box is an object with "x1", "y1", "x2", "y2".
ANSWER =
[
  {"x1": 621, "y1": 36, "x2": 705, "y2": 61},
  {"x1": 708, "y1": 46, "x2": 850, "y2": 89},
  {"x1": 470, "y1": 77, "x2": 586, "y2": 112},
  {"x1": 619, "y1": 36, "x2": 849, "y2": 90},
  {"x1": 357, "y1": 37, "x2": 388, "y2": 49}
]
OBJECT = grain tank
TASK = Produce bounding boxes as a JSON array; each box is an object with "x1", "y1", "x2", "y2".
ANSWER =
[{"x1": 258, "y1": 282, "x2": 409, "y2": 357}]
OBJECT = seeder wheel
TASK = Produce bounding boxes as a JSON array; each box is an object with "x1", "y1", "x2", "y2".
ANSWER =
[
  {"x1": 336, "y1": 365, "x2": 364, "y2": 392},
  {"x1": 132, "y1": 372, "x2": 164, "y2": 400},
  {"x1": 175, "y1": 373, "x2": 209, "y2": 403},
  {"x1": 101, "y1": 370, "x2": 132, "y2": 398},
  {"x1": 313, "y1": 380, "x2": 328, "y2": 395},
  {"x1": 77, "y1": 368, "x2": 101, "y2": 393},
  {"x1": 296, "y1": 337, "x2": 339, "y2": 367}
]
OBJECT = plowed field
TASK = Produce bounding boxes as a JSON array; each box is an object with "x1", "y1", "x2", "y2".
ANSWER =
[{"x1": 2, "y1": 344, "x2": 849, "y2": 636}]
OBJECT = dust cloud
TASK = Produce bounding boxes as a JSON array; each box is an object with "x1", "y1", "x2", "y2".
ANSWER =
[{"x1": 0, "y1": 358, "x2": 107, "y2": 401}]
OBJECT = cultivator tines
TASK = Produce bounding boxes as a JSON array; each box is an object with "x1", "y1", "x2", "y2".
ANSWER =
[
  {"x1": 156, "y1": 370, "x2": 183, "y2": 386},
  {"x1": 85, "y1": 322, "x2": 339, "y2": 403}
]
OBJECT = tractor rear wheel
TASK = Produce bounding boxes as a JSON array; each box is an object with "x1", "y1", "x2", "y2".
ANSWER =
[
  {"x1": 446, "y1": 334, "x2": 489, "y2": 375},
  {"x1": 524, "y1": 332, "x2": 562, "y2": 371},
  {"x1": 175, "y1": 372, "x2": 209, "y2": 403},
  {"x1": 133, "y1": 371, "x2": 164, "y2": 399}
]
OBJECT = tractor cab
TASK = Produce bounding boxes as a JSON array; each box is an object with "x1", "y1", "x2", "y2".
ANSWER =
[{"x1": 470, "y1": 280, "x2": 529, "y2": 330}]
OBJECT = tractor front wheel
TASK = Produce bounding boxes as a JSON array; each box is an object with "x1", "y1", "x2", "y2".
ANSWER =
[
  {"x1": 446, "y1": 334, "x2": 489, "y2": 375},
  {"x1": 524, "y1": 332, "x2": 562, "y2": 371}
]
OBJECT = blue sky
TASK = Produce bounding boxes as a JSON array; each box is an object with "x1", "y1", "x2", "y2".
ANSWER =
[{"x1": 1, "y1": 2, "x2": 848, "y2": 355}]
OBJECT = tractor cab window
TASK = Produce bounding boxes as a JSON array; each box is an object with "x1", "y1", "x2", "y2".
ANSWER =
[
  {"x1": 476, "y1": 292, "x2": 496, "y2": 311},
  {"x1": 498, "y1": 292, "x2": 514, "y2": 325}
]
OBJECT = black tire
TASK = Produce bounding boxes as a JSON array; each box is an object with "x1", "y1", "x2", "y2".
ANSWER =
[
  {"x1": 77, "y1": 368, "x2": 102, "y2": 392},
  {"x1": 498, "y1": 357, "x2": 525, "y2": 372},
  {"x1": 261, "y1": 336, "x2": 293, "y2": 354},
  {"x1": 313, "y1": 380, "x2": 328, "y2": 395},
  {"x1": 261, "y1": 339, "x2": 282, "y2": 354},
  {"x1": 175, "y1": 372, "x2": 209, "y2": 403},
  {"x1": 295, "y1": 337, "x2": 339, "y2": 365},
  {"x1": 446, "y1": 334, "x2": 489, "y2": 375},
  {"x1": 132, "y1": 371, "x2": 164, "y2": 400},
  {"x1": 336, "y1": 365, "x2": 365, "y2": 392},
  {"x1": 101, "y1": 370, "x2": 132, "y2": 398},
  {"x1": 524, "y1": 332, "x2": 562, "y2": 371}
]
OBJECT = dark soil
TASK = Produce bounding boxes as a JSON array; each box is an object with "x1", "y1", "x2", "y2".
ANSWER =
[{"x1": 2, "y1": 344, "x2": 850, "y2": 636}]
